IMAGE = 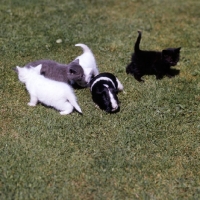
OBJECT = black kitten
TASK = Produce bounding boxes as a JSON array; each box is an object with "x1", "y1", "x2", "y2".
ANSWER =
[{"x1": 126, "y1": 31, "x2": 181, "y2": 82}]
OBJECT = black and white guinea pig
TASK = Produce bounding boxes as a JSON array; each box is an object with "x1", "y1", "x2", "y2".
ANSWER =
[{"x1": 89, "y1": 72, "x2": 123, "y2": 113}]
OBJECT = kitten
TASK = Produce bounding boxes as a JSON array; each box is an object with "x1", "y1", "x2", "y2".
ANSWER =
[
  {"x1": 74, "y1": 44, "x2": 99, "y2": 87},
  {"x1": 25, "y1": 59, "x2": 86, "y2": 86},
  {"x1": 14, "y1": 65, "x2": 82, "y2": 115},
  {"x1": 126, "y1": 31, "x2": 181, "y2": 82}
]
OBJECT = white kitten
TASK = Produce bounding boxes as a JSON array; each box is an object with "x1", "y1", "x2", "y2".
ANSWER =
[
  {"x1": 15, "y1": 65, "x2": 82, "y2": 115},
  {"x1": 74, "y1": 43, "x2": 99, "y2": 87}
]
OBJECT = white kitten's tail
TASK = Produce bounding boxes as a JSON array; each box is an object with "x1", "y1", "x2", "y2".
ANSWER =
[
  {"x1": 67, "y1": 94, "x2": 82, "y2": 114},
  {"x1": 75, "y1": 43, "x2": 92, "y2": 53}
]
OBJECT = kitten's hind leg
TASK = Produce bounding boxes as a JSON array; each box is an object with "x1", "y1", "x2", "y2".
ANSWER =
[
  {"x1": 133, "y1": 73, "x2": 144, "y2": 82},
  {"x1": 28, "y1": 95, "x2": 38, "y2": 106},
  {"x1": 126, "y1": 63, "x2": 133, "y2": 74},
  {"x1": 59, "y1": 102, "x2": 74, "y2": 115}
]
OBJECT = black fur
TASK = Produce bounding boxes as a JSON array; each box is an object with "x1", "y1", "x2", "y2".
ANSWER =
[
  {"x1": 126, "y1": 31, "x2": 181, "y2": 82},
  {"x1": 89, "y1": 73, "x2": 120, "y2": 113}
]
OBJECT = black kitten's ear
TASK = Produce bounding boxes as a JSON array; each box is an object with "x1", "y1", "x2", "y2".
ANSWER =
[
  {"x1": 176, "y1": 47, "x2": 181, "y2": 52},
  {"x1": 162, "y1": 49, "x2": 169, "y2": 55}
]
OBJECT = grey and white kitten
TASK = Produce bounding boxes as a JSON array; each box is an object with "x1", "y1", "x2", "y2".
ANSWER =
[{"x1": 25, "y1": 59, "x2": 86, "y2": 86}]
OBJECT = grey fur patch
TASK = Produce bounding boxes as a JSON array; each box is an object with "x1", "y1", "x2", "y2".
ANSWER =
[{"x1": 25, "y1": 59, "x2": 86, "y2": 86}]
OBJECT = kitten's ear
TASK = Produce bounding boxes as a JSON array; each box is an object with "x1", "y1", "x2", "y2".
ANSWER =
[
  {"x1": 176, "y1": 47, "x2": 181, "y2": 52},
  {"x1": 34, "y1": 64, "x2": 42, "y2": 73},
  {"x1": 13, "y1": 66, "x2": 21, "y2": 73},
  {"x1": 162, "y1": 49, "x2": 170, "y2": 55},
  {"x1": 74, "y1": 59, "x2": 79, "y2": 64},
  {"x1": 13, "y1": 67, "x2": 18, "y2": 73},
  {"x1": 162, "y1": 49, "x2": 167, "y2": 54}
]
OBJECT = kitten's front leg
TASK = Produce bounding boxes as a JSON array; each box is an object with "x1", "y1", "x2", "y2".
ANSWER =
[
  {"x1": 155, "y1": 69, "x2": 163, "y2": 80},
  {"x1": 28, "y1": 95, "x2": 38, "y2": 106},
  {"x1": 166, "y1": 73, "x2": 173, "y2": 78},
  {"x1": 156, "y1": 74, "x2": 163, "y2": 80},
  {"x1": 166, "y1": 69, "x2": 175, "y2": 78}
]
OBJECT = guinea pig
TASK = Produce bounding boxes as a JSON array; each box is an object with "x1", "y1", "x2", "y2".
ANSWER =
[{"x1": 89, "y1": 72, "x2": 123, "y2": 113}]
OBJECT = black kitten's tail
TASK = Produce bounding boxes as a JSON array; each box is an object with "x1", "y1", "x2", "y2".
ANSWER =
[{"x1": 134, "y1": 31, "x2": 142, "y2": 52}]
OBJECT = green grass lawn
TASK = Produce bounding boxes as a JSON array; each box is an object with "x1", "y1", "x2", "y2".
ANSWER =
[{"x1": 0, "y1": 0, "x2": 200, "y2": 199}]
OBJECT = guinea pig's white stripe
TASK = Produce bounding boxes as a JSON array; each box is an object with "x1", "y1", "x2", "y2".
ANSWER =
[
  {"x1": 108, "y1": 90, "x2": 118, "y2": 110},
  {"x1": 90, "y1": 77, "x2": 115, "y2": 91},
  {"x1": 116, "y1": 78, "x2": 123, "y2": 91}
]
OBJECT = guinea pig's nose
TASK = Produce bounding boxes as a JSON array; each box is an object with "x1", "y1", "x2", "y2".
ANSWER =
[{"x1": 112, "y1": 105, "x2": 118, "y2": 112}]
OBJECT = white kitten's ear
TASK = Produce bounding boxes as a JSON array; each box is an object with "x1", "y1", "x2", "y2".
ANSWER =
[
  {"x1": 13, "y1": 67, "x2": 18, "y2": 73},
  {"x1": 37, "y1": 64, "x2": 42, "y2": 69},
  {"x1": 31, "y1": 64, "x2": 42, "y2": 73},
  {"x1": 74, "y1": 59, "x2": 79, "y2": 64},
  {"x1": 13, "y1": 66, "x2": 21, "y2": 73}
]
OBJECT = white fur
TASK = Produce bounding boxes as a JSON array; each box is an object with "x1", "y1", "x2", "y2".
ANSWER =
[
  {"x1": 90, "y1": 77, "x2": 115, "y2": 91},
  {"x1": 90, "y1": 73, "x2": 124, "y2": 113},
  {"x1": 103, "y1": 84, "x2": 118, "y2": 111},
  {"x1": 109, "y1": 90, "x2": 118, "y2": 111},
  {"x1": 90, "y1": 77, "x2": 123, "y2": 92},
  {"x1": 116, "y1": 78, "x2": 124, "y2": 91},
  {"x1": 74, "y1": 44, "x2": 99, "y2": 86},
  {"x1": 16, "y1": 65, "x2": 82, "y2": 115}
]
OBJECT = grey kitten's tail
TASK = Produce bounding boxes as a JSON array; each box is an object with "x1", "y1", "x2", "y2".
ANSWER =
[
  {"x1": 75, "y1": 43, "x2": 92, "y2": 53},
  {"x1": 67, "y1": 93, "x2": 82, "y2": 114},
  {"x1": 134, "y1": 31, "x2": 142, "y2": 52}
]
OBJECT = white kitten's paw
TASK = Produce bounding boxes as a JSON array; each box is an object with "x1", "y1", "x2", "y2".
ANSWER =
[
  {"x1": 28, "y1": 102, "x2": 36, "y2": 106},
  {"x1": 60, "y1": 110, "x2": 72, "y2": 115}
]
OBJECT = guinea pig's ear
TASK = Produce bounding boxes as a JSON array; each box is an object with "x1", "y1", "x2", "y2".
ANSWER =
[
  {"x1": 96, "y1": 90, "x2": 102, "y2": 95},
  {"x1": 96, "y1": 87, "x2": 104, "y2": 95},
  {"x1": 109, "y1": 87, "x2": 118, "y2": 94}
]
